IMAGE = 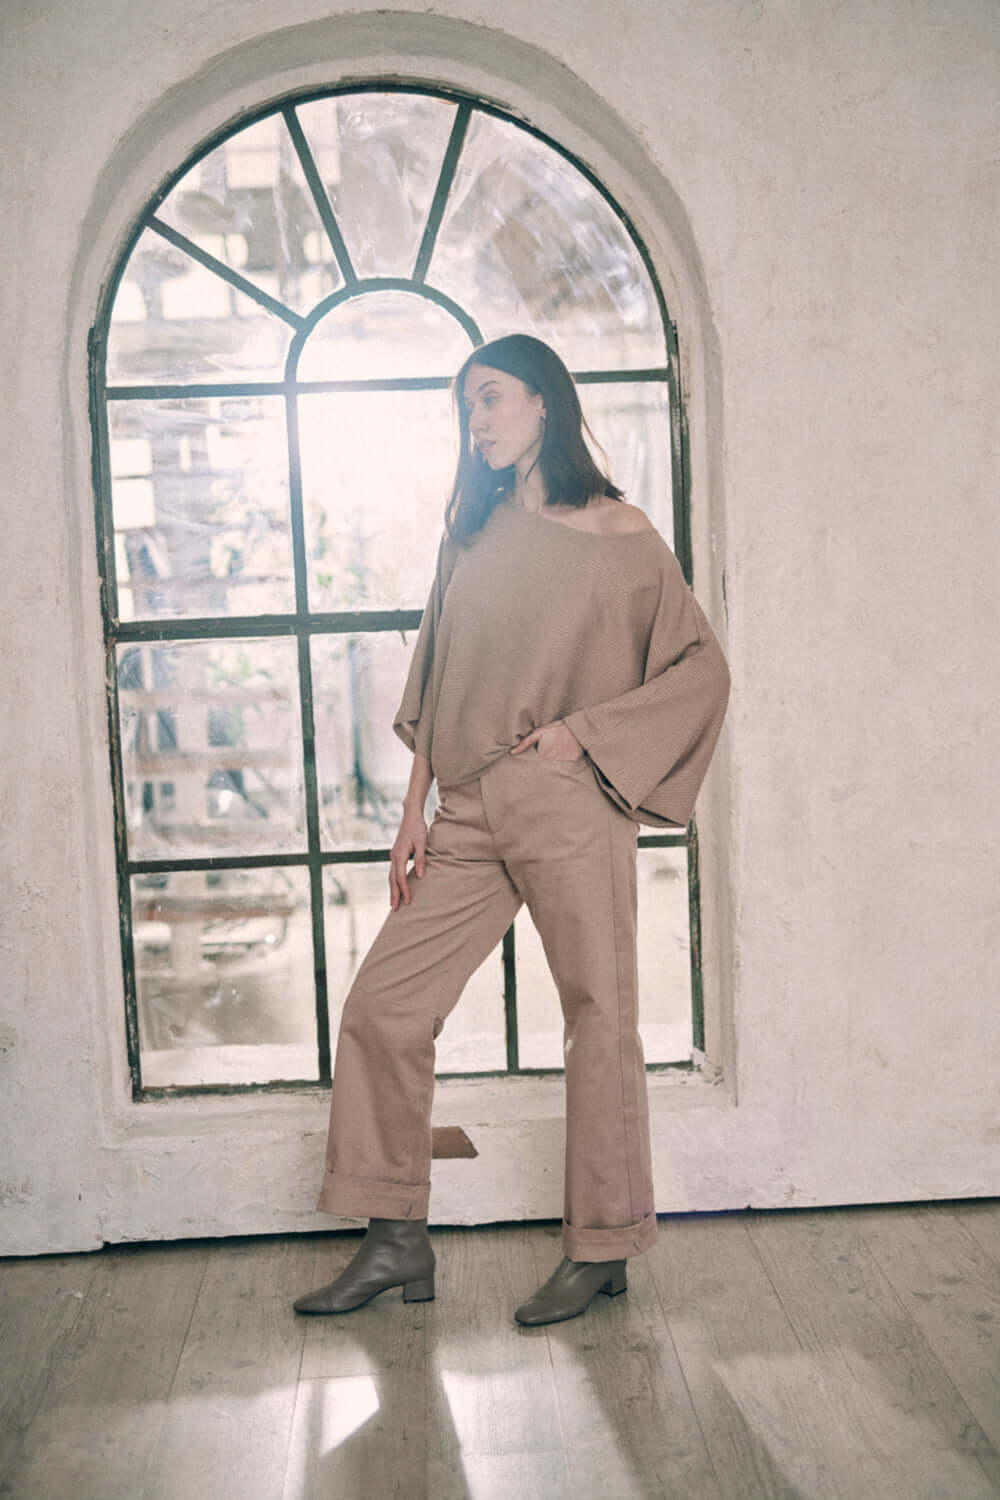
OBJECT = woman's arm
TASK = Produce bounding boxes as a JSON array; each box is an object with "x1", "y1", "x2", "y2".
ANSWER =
[
  {"x1": 390, "y1": 535, "x2": 455, "y2": 907},
  {"x1": 389, "y1": 752, "x2": 434, "y2": 910},
  {"x1": 393, "y1": 534, "x2": 458, "y2": 757},
  {"x1": 561, "y1": 540, "x2": 731, "y2": 828}
]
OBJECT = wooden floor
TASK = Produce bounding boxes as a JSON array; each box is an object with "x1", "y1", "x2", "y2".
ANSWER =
[{"x1": 2, "y1": 1202, "x2": 999, "y2": 1500}]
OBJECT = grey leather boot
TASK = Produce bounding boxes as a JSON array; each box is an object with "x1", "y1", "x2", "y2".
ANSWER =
[
  {"x1": 293, "y1": 1217, "x2": 436, "y2": 1314},
  {"x1": 514, "y1": 1256, "x2": 627, "y2": 1326}
]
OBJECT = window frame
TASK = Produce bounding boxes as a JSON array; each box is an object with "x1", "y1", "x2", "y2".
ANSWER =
[{"x1": 89, "y1": 80, "x2": 704, "y2": 1101}]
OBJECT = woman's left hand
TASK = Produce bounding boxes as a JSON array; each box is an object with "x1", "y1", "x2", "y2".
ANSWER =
[{"x1": 510, "y1": 719, "x2": 584, "y2": 761}]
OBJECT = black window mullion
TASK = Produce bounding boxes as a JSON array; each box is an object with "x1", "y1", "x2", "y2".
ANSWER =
[
  {"x1": 114, "y1": 611, "x2": 423, "y2": 643},
  {"x1": 90, "y1": 322, "x2": 144, "y2": 1095},
  {"x1": 148, "y1": 217, "x2": 305, "y2": 330},
  {"x1": 412, "y1": 101, "x2": 473, "y2": 285},
  {"x1": 282, "y1": 104, "x2": 358, "y2": 289},
  {"x1": 285, "y1": 388, "x2": 310, "y2": 619},
  {"x1": 109, "y1": 635, "x2": 144, "y2": 1098},
  {"x1": 128, "y1": 852, "x2": 309, "y2": 875},
  {"x1": 285, "y1": 386, "x2": 332, "y2": 1079},
  {"x1": 687, "y1": 818, "x2": 705, "y2": 1055},
  {"x1": 107, "y1": 382, "x2": 286, "y2": 401},
  {"x1": 107, "y1": 373, "x2": 671, "y2": 403},
  {"x1": 573, "y1": 368, "x2": 671, "y2": 384},
  {"x1": 664, "y1": 318, "x2": 691, "y2": 583},
  {"x1": 503, "y1": 925, "x2": 519, "y2": 1071},
  {"x1": 664, "y1": 313, "x2": 701, "y2": 1055},
  {"x1": 298, "y1": 629, "x2": 332, "y2": 1082}
]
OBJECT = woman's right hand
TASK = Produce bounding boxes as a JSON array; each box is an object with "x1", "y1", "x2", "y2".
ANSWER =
[{"x1": 389, "y1": 804, "x2": 428, "y2": 910}]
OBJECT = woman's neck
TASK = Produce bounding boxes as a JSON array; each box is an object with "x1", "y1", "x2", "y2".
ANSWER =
[{"x1": 511, "y1": 453, "x2": 548, "y2": 513}]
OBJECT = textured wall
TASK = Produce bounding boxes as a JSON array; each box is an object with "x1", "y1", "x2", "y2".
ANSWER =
[{"x1": 1, "y1": 0, "x2": 997, "y2": 1252}]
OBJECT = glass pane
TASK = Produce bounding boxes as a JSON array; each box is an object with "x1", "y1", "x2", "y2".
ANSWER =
[
  {"x1": 323, "y1": 863, "x2": 507, "y2": 1073},
  {"x1": 312, "y1": 633, "x2": 419, "y2": 851},
  {"x1": 297, "y1": 291, "x2": 471, "y2": 383},
  {"x1": 108, "y1": 397, "x2": 293, "y2": 621},
  {"x1": 107, "y1": 227, "x2": 292, "y2": 386},
  {"x1": 578, "y1": 380, "x2": 674, "y2": 546},
  {"x1": 295, "y1": 93, "x2": 458, "y2": 280},
  {"x1": 298, "y1": 387, "x2": 454, "y2": 612},
  {"x1": 636, "y1": 843, "x2": 692, "y2": 1061},
  {"x1": 433, "y1": 110, "x2": 665, "y2": 370},
  {"x1": 117, "y1": 637, "x2": 306, "y2": 860},
  {"x1": 134, "y1": 865, "x2": 317, "y2": 1087},
  {"x1": 156, "y1": 112, "x2": 344, "y2": 317},
  {"x1": 516, "y1": 843, "x2": 691, "y2": 1067},
  {"x1": 514, "y1": 911, "x2": 564, "y2": 1069}
]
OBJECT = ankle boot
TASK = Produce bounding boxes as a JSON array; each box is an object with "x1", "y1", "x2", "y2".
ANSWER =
[
  {"x1": 293, "y1": 1218, "x2": 436, "y2": 1314},
  {"x1": 514, "y1": 1256, "x2": 627, "y2": 1326}
]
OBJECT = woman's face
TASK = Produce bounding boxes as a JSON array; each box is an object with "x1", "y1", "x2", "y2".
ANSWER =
[{"x1": 463, "y1": 363, "x2": 546, "y2": 471}]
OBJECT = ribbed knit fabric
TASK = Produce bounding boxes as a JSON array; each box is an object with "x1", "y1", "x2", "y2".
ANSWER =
[{"x1": 393, "y1": 498, "x2": 731, "y2": 829}]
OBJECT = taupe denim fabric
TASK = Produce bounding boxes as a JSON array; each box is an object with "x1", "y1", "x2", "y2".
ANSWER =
[{"x1": 316, "y1": 748, "x2": 658, "y2": 1261}]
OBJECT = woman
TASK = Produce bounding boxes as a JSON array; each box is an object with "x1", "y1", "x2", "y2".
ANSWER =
[{"x1": 294, "y1": 334, "x2": 731, "y2": 1326}]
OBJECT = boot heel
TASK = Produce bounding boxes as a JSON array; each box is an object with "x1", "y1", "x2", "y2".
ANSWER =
[
  {"x1": 403, "y1": 1276, "x2": 435, "y2": 1302},
  {"x1": 600, "y1": 1266, "x2": 628, "y2": 1297}
]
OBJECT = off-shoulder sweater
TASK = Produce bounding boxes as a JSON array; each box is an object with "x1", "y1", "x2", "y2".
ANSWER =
[{"x1": 392, "y1": 498, "x2": 731, "y2": 829}]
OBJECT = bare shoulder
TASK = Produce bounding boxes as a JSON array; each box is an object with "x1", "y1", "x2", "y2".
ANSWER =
[{"x1": 590, "y1": 499, "x2": 655, "y2": 535}]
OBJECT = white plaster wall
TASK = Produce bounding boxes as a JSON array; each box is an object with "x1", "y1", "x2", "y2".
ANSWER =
[{"x1": 1, "y1": 0, "x2": 997, "y2": 1254}]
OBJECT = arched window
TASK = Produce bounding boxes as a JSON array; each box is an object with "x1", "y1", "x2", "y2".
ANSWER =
[{"x1": 92, "y1": 85, "x2": 700, "y2": 1096}]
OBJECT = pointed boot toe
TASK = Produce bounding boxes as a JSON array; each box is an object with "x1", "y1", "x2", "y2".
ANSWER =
[{"x1": 514, "y1": 1256, "x2": 627, "y2": 1326}]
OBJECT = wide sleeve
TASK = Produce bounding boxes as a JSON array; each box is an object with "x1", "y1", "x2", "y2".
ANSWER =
[
  {"x1": 562, "y1": 539, "x2": 731, "y2": 828},
  {"x1": 392, "y1": 532, "x2": 457, "y2": 759}
]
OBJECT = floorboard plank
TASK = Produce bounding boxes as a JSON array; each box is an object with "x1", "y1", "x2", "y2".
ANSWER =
[
  {"x1": 648, "y1": 1212, "x2": 851, "y2": 1500},
  {"x1": 424, "y1": 1224, "x2": 568, "y2": 1498},
  {"x1": 0, "y1": 1252, "x2": 99, "y2": 1471},
  {"x1": 955, "y1": 1200, "x2": 1000, "y2": 1266},
  {"x1": 285, "y1": 1230, "x2": 430, "y2": 1499},
  {"x1": 748, "y1": 1207, "x2": 1000, "y2": 1500},
  {"x1": 857, "y1": 1203, "x2": 1000, "y2": 1453},
  {"x1": 536, "y1": 1224, "x2": 723, "y2": 1500},
  {"x1": 141, "y1": 1236, "x2": 311, "y2": 1500},
  {"x1": 0, "y1": 1242, "x2": 207, "y2": 1500}
]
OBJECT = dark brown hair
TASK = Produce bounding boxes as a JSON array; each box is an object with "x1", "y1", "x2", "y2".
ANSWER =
[{"x1": 444, "y1": 334, "x2": 624, "y2": 543}]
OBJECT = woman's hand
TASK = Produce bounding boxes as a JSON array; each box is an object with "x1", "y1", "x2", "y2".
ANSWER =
[
  {"x1": 389, "y1": 804, "x2": 429, "y2": 910},
  {"x1": 509, "y1": 719, "x2": 584, "y2": 761}
]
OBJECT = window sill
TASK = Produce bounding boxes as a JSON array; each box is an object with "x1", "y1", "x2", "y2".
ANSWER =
[{"x1": 109, "y1": 1055, "x2": 728, "y2": 1144}]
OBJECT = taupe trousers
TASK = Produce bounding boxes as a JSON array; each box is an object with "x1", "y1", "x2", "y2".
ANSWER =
[{"x1": 317, "y1": 746, "x2": 658, "y2": 1262}]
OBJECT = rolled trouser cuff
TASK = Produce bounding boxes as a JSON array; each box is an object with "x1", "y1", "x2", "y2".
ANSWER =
[
  {"x1": 562, "y1": 1209, "x2": 658, "y2": 1261},
  {"x1": 316, "y1": 1169, "x2": 431, "y2": 1220}
]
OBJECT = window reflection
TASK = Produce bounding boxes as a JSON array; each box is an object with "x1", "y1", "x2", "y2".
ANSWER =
[
  {"x1": 311, "y1": 634, "x2": 415, "y2": 850},
  {"x1": 110, "y1": 398, "x2": 294, "y2": 621},
  {"x1": 295, "y1": 94, "x2": 458, "y2": 281},
  {"x1": 134, "y1": 865, "x2": 317, "y2": 1087},
  {"x1": 433, "y1": 108, "x2": 664, "y2": 369},
  {"x1": 108, "y1": 227, "x2": 293, "y2": 386},
  {"x1": 155, "y1": 112, "x2": 344, "y2": 316},
  {"x1": 299, "y1": 387, "x2": 454, "y2": 613},
  {"x1": 117, "y1": 637, "x2": 306, "y2": 860}
]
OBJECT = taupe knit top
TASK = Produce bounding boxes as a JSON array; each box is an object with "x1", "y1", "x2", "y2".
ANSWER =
[{"x1": 393, "y1": 498, "x2": 731, "y2": 829}]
